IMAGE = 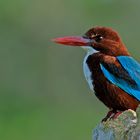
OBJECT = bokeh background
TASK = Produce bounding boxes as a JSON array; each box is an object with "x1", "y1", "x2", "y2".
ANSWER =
[{"x1": 1, "y1": 0, "x2": 140, "y2": 140}]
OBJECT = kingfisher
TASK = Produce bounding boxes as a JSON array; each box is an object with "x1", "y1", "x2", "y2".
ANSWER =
[{"x1": 53, "y1": 26, "x2": 140, "y2": 121}]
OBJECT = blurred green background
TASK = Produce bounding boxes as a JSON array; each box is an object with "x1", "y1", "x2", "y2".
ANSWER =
[{"x1": 1, "y1": 0, "x2": 140, "y2": 140}]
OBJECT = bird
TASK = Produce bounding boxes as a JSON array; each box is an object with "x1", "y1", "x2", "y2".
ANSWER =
[{"x1": 53, "y1": 26, "x2": 140, "y2": 121}]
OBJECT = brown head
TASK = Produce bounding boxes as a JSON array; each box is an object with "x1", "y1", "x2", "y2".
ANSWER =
[{"x1": 53, "y1": 26, "x2": 130, "y2": 56}]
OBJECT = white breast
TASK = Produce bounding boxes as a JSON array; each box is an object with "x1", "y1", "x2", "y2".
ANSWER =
[{"x1": 82, "y1": 47, "x2": 99, "y2": 91}]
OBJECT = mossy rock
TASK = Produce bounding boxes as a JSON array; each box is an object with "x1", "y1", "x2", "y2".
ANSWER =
[{"x1": 93, "y1": 105, "x2": 140, "y2": 140}]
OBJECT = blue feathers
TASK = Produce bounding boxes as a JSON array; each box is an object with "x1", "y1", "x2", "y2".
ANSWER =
[
  {"x1": 100, "y1": 56, "x2": 140, "y2": 101},
  {"x1": 117, "y1": 56, "x2": 140, "y2": 86}
]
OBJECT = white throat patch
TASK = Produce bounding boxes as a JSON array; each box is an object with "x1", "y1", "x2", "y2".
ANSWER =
[{"x1": 82, "y1": 47, "x2": 99, "y2": 91}]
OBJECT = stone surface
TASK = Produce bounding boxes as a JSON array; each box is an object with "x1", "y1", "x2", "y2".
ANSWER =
[{"x1": 92, "y1": 105, "x2": 140, "y2": 140}]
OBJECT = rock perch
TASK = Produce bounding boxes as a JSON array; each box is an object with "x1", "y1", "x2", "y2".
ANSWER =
[{"x1": 93, "y1": 105, "x2": 140, "y2": 140}]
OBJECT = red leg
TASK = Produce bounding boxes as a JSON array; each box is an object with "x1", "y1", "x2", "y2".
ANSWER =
[
  {"x1": 111, "y1": 111, "x2": 123, "y2": 119},
  {"x1": 102, "y1": 110, "x2": 123, "y2": 122}
]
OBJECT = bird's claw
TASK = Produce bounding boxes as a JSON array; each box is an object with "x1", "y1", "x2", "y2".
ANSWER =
[{"x1": 102, "y1": 110, "x2": 123, "y2": 122}]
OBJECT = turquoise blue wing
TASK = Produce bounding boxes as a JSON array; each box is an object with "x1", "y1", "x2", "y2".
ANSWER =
[{"x1": 100, "y1": 56, "x2": 140, "y2": 101}]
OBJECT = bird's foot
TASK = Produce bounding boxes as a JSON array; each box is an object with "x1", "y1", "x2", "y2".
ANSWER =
[
  {"x1": 102, "y1": 110, "x2": 123, "y2": 122},
  {"x1": 111, "y1": 110, "x2": 123, "y2": 119}
]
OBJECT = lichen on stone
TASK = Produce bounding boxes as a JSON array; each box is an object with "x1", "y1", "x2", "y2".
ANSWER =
[{"x1": 93, "y1": 105, "x2": 140, "y2": 140}]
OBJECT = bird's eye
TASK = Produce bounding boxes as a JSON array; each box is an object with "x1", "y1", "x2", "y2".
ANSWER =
[
  {"x1": 95, "y1": 35, "x2": 103, "y2": 42},
  {"x1": 90, "y1": 34, "x2": 103, "y2": 42}
]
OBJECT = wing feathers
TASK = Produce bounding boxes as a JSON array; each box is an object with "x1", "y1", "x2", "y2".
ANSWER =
[{"x1": 100, "y1": 56, "x2": 140, "y2": 101}]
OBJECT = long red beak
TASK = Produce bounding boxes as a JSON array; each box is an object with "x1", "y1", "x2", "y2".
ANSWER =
[{"x1": 52, "y1": 36, "x2": 91, "y2": 46}]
